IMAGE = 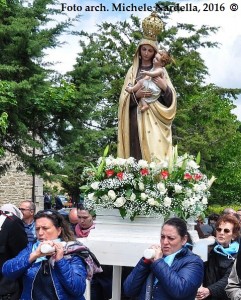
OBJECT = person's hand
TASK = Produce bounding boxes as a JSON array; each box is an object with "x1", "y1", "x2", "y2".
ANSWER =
[
  {"x1": 152, "y1": 76, "x2": 167, "y2": 92},
  {"x1": 196, "y1": 286, "x2": 211, "y2": 299},
  {"x1": 53, "y1": 241, "x2": 64, "y2": 261},
  {"x1": 150, "y1": 244, "x2": 163, "y2": 261},
  {"x1": 29, "y1": 241, "x2": 55, "y2": 263},
  {"x1": 135, "y1": 87, "x2": 152, "y2": 99}
]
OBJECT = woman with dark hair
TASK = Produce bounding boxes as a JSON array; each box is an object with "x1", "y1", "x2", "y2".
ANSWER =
[
  {"x1": 123, "y1": 217, "x2": 203, "y2": 300},
  {"x1": 2, "y1": 209, "x2": 91, "y2": 300},
  {"x1": 196, "y1": 214, "x2": 240, "y2": 300}
]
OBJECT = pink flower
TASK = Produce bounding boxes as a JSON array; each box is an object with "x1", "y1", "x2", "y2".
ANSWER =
[
  {"x1": 194, "y1": 174, "x2": 202, "y2": 181},
  {"x1": 117, "y1": 172, "x2": 124, "y2": 180}
]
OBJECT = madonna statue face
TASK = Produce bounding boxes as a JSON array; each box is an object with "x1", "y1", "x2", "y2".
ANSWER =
[{"x1": 139, "y1": 44, "x2": 156, "y2": 65}]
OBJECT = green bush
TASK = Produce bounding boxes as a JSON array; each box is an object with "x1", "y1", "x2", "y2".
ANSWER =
[{"x1": 205, "y1": 204, "x2": 241, "y2": 216}]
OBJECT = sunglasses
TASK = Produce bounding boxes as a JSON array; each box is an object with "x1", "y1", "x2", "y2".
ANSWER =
[
  {"x1": 35, "y1": 209, "x2": 57, "y2": 216},
  {"x1": 216, "y1": 227, "x2": 231, "y2": 234},
  {"x1": 35, "y1": 209, "x2": 62, "y2": 226}
]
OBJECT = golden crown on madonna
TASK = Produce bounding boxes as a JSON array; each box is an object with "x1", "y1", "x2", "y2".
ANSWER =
[{"x1": 142, "y1": 11, "x2": 163, "y2": 41}]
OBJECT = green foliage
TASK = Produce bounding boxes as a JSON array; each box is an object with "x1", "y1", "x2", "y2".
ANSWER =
[
  {"x1": 205, "y1": 205, "x2": 241, "y2": 216},
  {"x1": 0, "y1": 0, "x2": 81, "y2": 175}
]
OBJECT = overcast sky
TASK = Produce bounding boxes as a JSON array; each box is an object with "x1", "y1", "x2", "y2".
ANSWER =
[{"x1": 45, "y1": 0, "x2": 241, "y2": 119}]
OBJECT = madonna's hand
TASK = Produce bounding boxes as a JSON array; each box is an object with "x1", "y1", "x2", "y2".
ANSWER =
[
  {"x1": 135, "y1": 87, "x2": 152, "y2": 99},
  {"x1": 152, "y1": 76, "x2": 167, "y2": 92}
]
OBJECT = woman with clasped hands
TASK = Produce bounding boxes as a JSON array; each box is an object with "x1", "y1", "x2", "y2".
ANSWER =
[
  {"x1": 123, "y1": 217, "x2": 204, "y2": 300},
  {"x1": 2, "y1": 209, "x2": 87, "y2": 300}
]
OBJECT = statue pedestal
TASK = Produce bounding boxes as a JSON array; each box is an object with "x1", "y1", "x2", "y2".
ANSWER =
[{"x1": 81, "y1": 210, "x2": 214, "y2": 300}]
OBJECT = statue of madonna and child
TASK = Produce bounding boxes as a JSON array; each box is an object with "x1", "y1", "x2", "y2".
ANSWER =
[{"x1": 117, "y1": 11, "x2": 177, "y2": 163}]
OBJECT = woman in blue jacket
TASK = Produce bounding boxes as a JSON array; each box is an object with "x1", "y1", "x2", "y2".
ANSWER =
[
  {"x1": 123, "y1": 217, "x2": 204, "y2": 300},
  {"x1": 2, "y1": 209, "x2": 88, "y2": 300}
]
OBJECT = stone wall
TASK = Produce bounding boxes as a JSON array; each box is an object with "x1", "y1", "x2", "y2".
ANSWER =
[{"x1": 0, "y1": 153, "x2": 44, "y2": 211}]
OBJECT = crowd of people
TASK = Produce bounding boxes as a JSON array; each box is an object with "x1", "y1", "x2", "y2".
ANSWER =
[{"x1": 1, "y1": 201, "x2": 241, "y2": 300}]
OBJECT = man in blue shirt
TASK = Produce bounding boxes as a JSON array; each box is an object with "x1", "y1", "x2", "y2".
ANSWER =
[{"x1": 18, "y1": 200, "x2": 36, "y2": 242}]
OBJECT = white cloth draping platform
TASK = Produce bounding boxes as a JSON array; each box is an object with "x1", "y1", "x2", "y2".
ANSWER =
[{"x1": 80, "y1": 211, "x2": 215, "y2": 300}]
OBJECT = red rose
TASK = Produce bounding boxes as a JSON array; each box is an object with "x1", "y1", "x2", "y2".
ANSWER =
[
  {"x1": 140, "y1": 168, "x2": 149, "y2": 176},
  {"x1": 106, "y1": 169, "x2": 115, "y2": 177},
  {"x1": 161, "y1": 170, "x2": 169, "y2": 180},
  {"x1": 117, "y1": 172, "x2": 124, "y2": 180},
  {"x1": 184, "y1": 173, "x2": 192, "y2": 180}
]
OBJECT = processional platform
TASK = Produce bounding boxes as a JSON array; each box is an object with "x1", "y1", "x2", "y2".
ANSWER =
[{"x1": 80, "y1": 210, "x2": 214, "y2": 300}]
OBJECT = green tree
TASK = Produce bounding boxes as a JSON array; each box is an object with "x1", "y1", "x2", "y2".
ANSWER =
[{"x1": 0, "y1": 0, "x2": 81, "y2": 177}]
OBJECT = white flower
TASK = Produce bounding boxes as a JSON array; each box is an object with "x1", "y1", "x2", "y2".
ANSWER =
[
  {"x1": 157, "y1": 160, "x2": 168, "y2": 169},
  {"x1": 126, "y1": 157, "x2": 135, "y2": 165},
  {"x1": 147, "y1": 198, "x2": 156, "y2": 206},
  {"x1": 187, "y1": 160, "x2": 199, "y2": 169},
  {"x1": 202, "y1": 197, "x2": 208, "y2": 205},
  {"x1": 91, "y1": 181, "x2": 100, "y2": 190},
  {"x1": 138, "y1": 182, "x2": 145, "y2": 191},
  {"x1": 174, "y1": 184, "x2": 182, "y2": 193},
  {"x1": 190, "y1": 197, "x2": 198, "y2": 205},
  {"x1": 129, "y1": 193, "x2": 136, "y2": 201},
  {"x1": 147, "y1": 198, "x2": 159, "y2": 207},
  {"x1": 108, "y1": 190, "x2": 117, "y2": 200},
  {"x1": 185, "y1": 188, "x2": 192, "y2": 197},
  {"x1": 149, "y1": 162, "x2": 157, "y2": 169},
  {"x1": 114, "y1": 197, "x2": 126, "y2": 207},
  {"x1": 193, "y1": 184, "x2": 202, "y2": 192},
  {"x1": 115, "y1": 157, "x2": 126, "y2": 166},
  {"x1": 105, "y1": 157, "x2": 113, "y2": 166},
  {"x1": 138, "y1": 159, "x2": 148, "y2": 169},
  {"x1": 88, "y1": 193, "x2": 97, "y2": 201},
  {"x1": 176, "y1": 156, "x2": 185, "y2": 167},
  {"x1": 141, "y1": 193, "x2": 148, "y2": 200},
  {"x1": 156, "y1": 182, "x2": 167, "y2": 194},
  {"x1": 199, "y1": 182, "x2": 207, "y2": 190},
  {"x1": 164, "y1": 196, "x2": 172, "y2": 207},
  {"x1": 207, "y1": 175, "x2": 216, "y2": 188},
  {"x1": 182, "y1": 200, "x2": 190, "y2": 209},
  {"x1": 101, "y1": 195, "x2": 109, "y2": 201}
]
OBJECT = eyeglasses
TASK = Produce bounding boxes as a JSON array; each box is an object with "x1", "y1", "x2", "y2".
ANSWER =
[
  {"x1": 216, "y1": 227, "x2": 231, "y2": 234},
  {"x1": 34, "y1": 209, "x2": 61, "y2": 226},
  {"x1": 35, "y1": 209, "x2": 58, "y2": 217},
  {"x1": 19, "y1": 208, "x2": 31, "y2": 211}
]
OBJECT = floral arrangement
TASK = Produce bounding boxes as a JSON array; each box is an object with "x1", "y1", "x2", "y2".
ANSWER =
[{"x1": 80, "y1": 147, "x2": 215, "y2": 221}]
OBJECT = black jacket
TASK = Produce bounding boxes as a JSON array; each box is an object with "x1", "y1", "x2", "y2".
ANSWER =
[
  {"x1": 203, "y1": 243, "x2": 238, "y2": 300},
  {"x1": 0, "y1": 211, "x2": 28, "y2": 298}
]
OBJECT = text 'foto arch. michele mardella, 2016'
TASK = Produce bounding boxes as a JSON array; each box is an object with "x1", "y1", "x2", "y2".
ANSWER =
[{"x1": 60, "y1": 2, "x2": 203, "y2": 13}]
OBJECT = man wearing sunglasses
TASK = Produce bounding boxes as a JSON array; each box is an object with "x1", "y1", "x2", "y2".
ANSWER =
[
  {"x1": 19, "y1": 200, "x2": 36, "y2": 242},
  {"x1": 196, "y1": 214, "x2": 240, "y2": 300}
]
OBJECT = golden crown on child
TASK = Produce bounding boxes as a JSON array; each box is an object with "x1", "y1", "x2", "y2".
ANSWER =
[{"x1": 142, "y1": 11, "x2": 164, "y2": 41}]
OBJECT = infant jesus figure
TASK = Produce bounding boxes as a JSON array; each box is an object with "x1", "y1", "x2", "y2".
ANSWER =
[{"x1": 125, "y1": 49, "x2": 172, "y2": 112}]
